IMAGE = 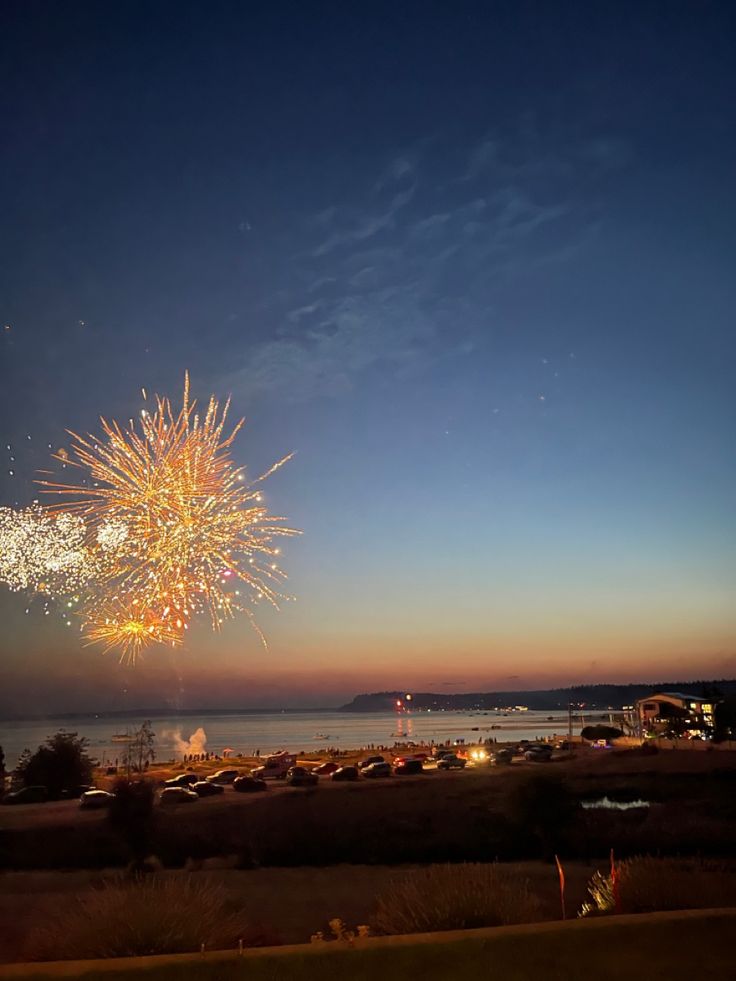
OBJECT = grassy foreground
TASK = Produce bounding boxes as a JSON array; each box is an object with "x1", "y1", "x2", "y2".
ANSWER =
[{"x1": 4, "y1": 909, "x2": 735, "y2": 981}]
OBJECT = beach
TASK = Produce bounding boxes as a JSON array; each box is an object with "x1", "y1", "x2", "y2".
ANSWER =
[{"x1": 0, "y1": 708, "x2": 589, "y2": 768}]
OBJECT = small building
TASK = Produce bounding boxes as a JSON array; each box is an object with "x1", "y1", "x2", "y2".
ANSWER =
[{"x1": 635, "y1": 692, "x2": 717, "y2": 739}]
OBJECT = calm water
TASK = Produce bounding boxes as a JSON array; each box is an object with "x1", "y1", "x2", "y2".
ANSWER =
[{"x1": 0, "y1": 709, "x2": 571, "y2": 767}]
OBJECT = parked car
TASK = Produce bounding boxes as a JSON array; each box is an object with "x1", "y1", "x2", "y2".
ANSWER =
[
  {"x1": 433, "y1": 749, "x2": 456, "y2": 761},
  {"x1": 192, "y1": 780, "x2": 225, "y2": 797},
  {"x1": 160, "y1": 787, "x2": 198, "y2": 805},
  {"x1": 163, "y1": 773, "x2": 198, "y2": 788},
  {"x1": 331, "y1": 765, "x2": 359, "y2": 781},
  {"x1": 524, "y1": 745, "x2": 553, "y2": 762},
  {"x1": 491, "y1": 749, "x2": 514, "y2": 765},
  {"x1": 286, "y1": 766, "x2": 319, "y2": 787},
  {"x1": 251, "y1": 752, "x2": 297, "y2": 780},
  {"x1": 362, "y1": 761, "x2": 392, "y2": 778},
  {"x1": 357, "y1": 755, "x2": 385, "y2": 770},
  {"x1": 61, "y1": 784, "x2": 96, "y2": 799},
  {"x1": 313, "y1": 761, "x2": 340, "y2": 775},
  {"x1": 2, "y1": 785, "x2": 49, "y2": 805},
  {"x1": 394, "y1": 758, "x2": 424, "y2": 775},
  {"x1": 437, "y1": 754, "x2": 467, "y2": 770},
  {"x1": 233, "y1": 775, "x2": 268, "y2": 793},
  {"x1": 79, "y1": 789, "x2": 114, "y2": 809},
  {"x1": 206, "y1": 769, "x2": 239, "y2": 784}
]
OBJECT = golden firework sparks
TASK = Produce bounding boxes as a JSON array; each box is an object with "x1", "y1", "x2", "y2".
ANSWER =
[
  {"x1": 1, "y1": 373, "x2": 302, "y2": 660},
  {"x1": 82, "y1": 598, "x2": 183, "y2": 662}
]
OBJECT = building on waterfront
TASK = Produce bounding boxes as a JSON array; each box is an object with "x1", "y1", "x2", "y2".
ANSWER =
[{"x1": 635, "y1": 692, "x2": 718, "y2": 739}]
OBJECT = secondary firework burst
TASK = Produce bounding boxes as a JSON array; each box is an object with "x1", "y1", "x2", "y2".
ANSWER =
[
  {"x1": 0, "y1": 504, "x2": 94, "y2": 595},
  {"x1": 28, "y1": 373, "x2": 300, "y2": 659}
]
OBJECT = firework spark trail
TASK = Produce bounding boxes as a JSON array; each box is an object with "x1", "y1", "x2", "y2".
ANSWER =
[{"x1": 0, "y1": 375, "x2": 299, "y2": 660}]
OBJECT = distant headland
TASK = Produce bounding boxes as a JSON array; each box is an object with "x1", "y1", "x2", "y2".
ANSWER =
[{"x1": 340, "y1": 680, "x2": 736, "y2": 712}]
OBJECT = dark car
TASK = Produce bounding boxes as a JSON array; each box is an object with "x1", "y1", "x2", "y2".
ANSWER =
[
  {"x1": 164, "y1": 773, "x2": 198, "y2": 788},
  {"x1": 394, "y1": 758, "x2": 424, "y2": 775},
  {"x1": 286, "y1": 766, "x2": 318, "y2": 787},
  {"x1": 331, "y1": 765, "x2": 359, "y2": 781},
  {"x1": 313, "y1": 761, "x2": 340, "y2": 776},
  {"x1": 192, "y1": 780, "x2": 225, "y2": 797},
  {"x1": 437, "y1": 754, "x2": 467, "y2": 770},
  {"x1": 362, "y1": 761, "x2": 391, "y2": 778},
  {"x1": 491, "y1": 749, "x2": 514, "y2": 765},
  {"x1": 2, "y1": 785, "x2": 49, "y2": 805},
  {"x1": 433, "y1": 749, "x2": 456, "y2": 761},
  {"x1": 206, "y1": 769, "x2": 240, "y2": 784},
  {"x1": 524, "y1": 745, "x2": 553, "y2": 762},
  {"x1": 61, "y1": 784, "x2": 96, "y2": 799},
  {"x1": 357, "y1": 755, "x2": 385, "y2": 770},
  {"x1": 233, "y1": 775, "x2": 268, "y2": 793}
]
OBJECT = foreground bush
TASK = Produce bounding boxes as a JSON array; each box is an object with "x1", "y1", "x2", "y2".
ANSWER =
[
  {"x1": 504, "y1": 773, "x2": 579, "y2": 857},
  {"x1": 582, "y1": 856, "x2": 736, "y2": 916},
  {"x1": 26, "y1": 874, "x2": 257, "y2": 960},
  {"x1": 373, "y1": 863, "x2": 543, "y2": 935},
  {"x1": 108, "y1": 779, "x2": 156, "y2": 868}
]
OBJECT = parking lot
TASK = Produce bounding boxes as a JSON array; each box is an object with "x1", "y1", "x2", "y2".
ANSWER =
[{"x1": 0, "y1": 747, "x2": 565, "y2": 830}]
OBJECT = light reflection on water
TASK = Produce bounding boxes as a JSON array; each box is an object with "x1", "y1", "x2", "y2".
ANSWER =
[{"x1": 582, "y1": 796, "x2": 650, "y2": 810}]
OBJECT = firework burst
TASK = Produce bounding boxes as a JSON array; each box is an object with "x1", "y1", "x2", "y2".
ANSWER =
[{"x1": 0, "y1": 375, "x2": 299, "y2": 661}]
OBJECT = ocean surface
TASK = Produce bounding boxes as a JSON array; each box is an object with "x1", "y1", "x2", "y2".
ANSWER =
[{"x1": 0, "y1": 709, "x2": 576, "y2": 767}]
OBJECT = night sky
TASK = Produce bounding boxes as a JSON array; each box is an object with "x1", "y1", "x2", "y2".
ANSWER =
[{"x1": 1, "y1": 2, "x2": 734, "y2": 713}]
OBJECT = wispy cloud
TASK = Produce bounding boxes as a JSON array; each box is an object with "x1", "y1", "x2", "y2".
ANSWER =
[{"x1": 225, "y1": 129, "x2": 630, "y2": 405}]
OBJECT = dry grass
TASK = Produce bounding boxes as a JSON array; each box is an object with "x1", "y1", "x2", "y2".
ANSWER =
[
  {"x1": 373, "y1": 863, "x2": 543, "y2": 935},
  {"x1": 24, "y1": 874, "x2": 261, "y2": 961},
  {"x1": 582, "y1": 856, "x2": 736, "y2": 916}
]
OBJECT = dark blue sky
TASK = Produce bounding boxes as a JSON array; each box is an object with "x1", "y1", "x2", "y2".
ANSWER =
[{"x1": 1, "y1": 1, "x2": 734, "y2": 712}]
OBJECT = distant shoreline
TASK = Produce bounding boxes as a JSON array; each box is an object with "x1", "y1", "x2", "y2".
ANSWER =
[{"x1": 2, "y1": 677, "x2": 733, "y2": 723}]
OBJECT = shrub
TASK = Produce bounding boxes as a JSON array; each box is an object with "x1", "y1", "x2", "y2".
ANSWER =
[
  {"x1": 108, "y1": 778, "x2": 156, "y2": 867},
  {"x1": 25, "y1": 874, "x2": 258, "y2": 960},
  {"x1": 581, "y1": 725, "x2": 623, "y2": 742},
  {"x1": 373, "y1": 863, "x2": 543, "y2": 935},
  {"x1": 505, "y1": 773, "x2": 579, "y2": 856},
  {"x1": 581, "y1": 856, "x2": 736, "y2": 916}
]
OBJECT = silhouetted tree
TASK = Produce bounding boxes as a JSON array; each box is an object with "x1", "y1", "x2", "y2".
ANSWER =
[
  {"x1": 506, "y1": 774, "x2": 579, "y2": 858},
  {"x1": 108, "y1": 778, "x2": 155, "y2": 869},
  {"x1": 123, "y1": 721, "x2": 156, "y2": 776},
  {"x1": 13, "y1": 749, "x2": 31, "y2": 788},
  {"x1": 17, "y1": 731, "x2": 93, "y2": 798},
  {"x1": 714, "y1": 697, "x2": 736, "y2": 743}
]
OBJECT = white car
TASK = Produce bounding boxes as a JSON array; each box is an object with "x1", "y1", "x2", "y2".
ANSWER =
[
  {"x1": 160, "y1": 787, "x2": 198, "y2": 805},
  {"x1": 79, "y1": 790, "x2": 114, "y2": 810}
]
